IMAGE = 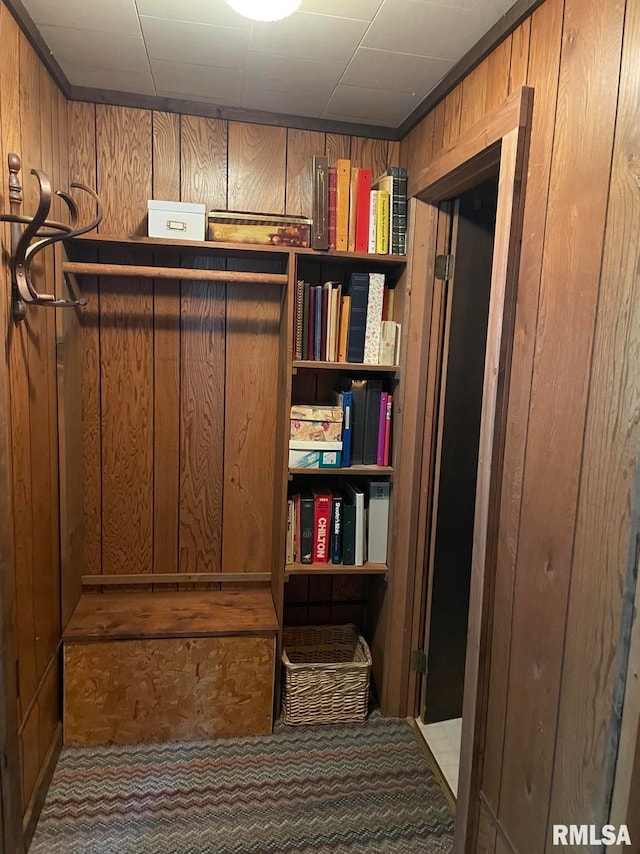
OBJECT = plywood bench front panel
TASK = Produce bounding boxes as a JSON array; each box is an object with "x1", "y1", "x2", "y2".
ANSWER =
[{"x1": 64, "y1": 634, "x2": 275, "y2": 745}]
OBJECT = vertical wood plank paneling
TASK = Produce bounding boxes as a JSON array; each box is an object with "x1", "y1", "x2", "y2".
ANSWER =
[
  {"x1": 484, "y1": 37, "x2": 512, "y2": 112},
  {"x1": 97, "y1": 106, "x2": 153, "y2": 577},
  {"x1": 228, "y1": 122, "x2": 286, "y2": 213},
  {"x1": 387, "y1": 139, "x2": 400, "y2": 165},
  {"x1": 96, "y1": 105, "x2": 152, "y2": 236},
  {"x1": 459, "y1": 61, "x2": 489, "y2": 134},
  {"x1": 178, "y1": 120, "x2": 227, "y2": 577},
  {"x1": 547, "y1": 0, "x2": 640, "y2": 838},
  {"x1": 222, "y1": 280, "x2": 280, "y2": 572},
  {"x1": 14, "y1": 30, "x2": 40, "y2": 724},
  {"x1": 34, "y1": 58, "x2": 60, "y2": 682},
  {"x1": 442, "y1": 86, "x2": 463, "y2": 147},
  {"x1": 509, "y1": 19, "x2": 531, "y2": 93},
  {"x1": 69, "y1": 102, "x2": 101, "y2": 578},
  {"x1": 0, "y1": 6, "x2": 28, "y2": 846},
  {"x1": 152, "y1": 112, "x2": 181, "y2": 577},
  {"x1": 180, "y1": 115, "x2": 227, "y2": 209},
  {"x1": 99, "y1": 272, "x2": 154, "y2": 576},
  {"x1": 431, "y1": 100, "x2": 447, "y2": 154},
  {"x1": 403, "y1": 111, "x2": 435, "y2": 179},
  {"x1": 152, "y1": 111, "x2": 180, "y2": 201},
  {"x1": 497, "y1": 1, "x2": 625, "y2": 849},
  {"x1": 325, "y1": 133, "x2": 350, "y2": 163},
  {"x1": 178, "y1": 278, "x2": 225, "y2": 575},
  {"x1": 350, "y1": 136, "x2": 389, "y2": 179},
  {"x1": 285, "y1": 129, "x2": 324, "y2": 215},
  {"x1": 482, "y1": 0, "x2": 562, "y2": 812}
]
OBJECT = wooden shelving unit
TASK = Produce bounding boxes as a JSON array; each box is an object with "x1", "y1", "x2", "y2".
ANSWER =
[{"x1": 285, "y1": 563, "x2": 388, "y2": 577}]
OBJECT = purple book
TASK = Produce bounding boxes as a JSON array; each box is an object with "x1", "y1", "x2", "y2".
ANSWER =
[{"x1": 376, "y1": 392, "x2": 388, "y2": 466}]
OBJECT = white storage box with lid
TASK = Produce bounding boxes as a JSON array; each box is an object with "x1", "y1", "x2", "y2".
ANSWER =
[{"x1": 147, "y1": 200, "x2": 206, "y2": 241}]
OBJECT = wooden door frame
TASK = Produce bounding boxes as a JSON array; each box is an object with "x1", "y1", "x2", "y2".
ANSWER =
[{"x1": 383, "y1": 86, "x2": 533, "y2": 850}]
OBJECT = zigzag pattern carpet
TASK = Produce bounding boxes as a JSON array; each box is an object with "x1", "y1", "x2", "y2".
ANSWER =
[{"x1": 31, "y1": 717, "x2": 454, "y2": 853}]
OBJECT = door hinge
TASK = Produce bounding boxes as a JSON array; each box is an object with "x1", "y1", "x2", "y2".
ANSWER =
[
  {"x1": 410, "y1": 649, "x2": 427, "y2": 674},
  {"x1": 435, "y1": 254, "x2": 454, "y2": 281}
]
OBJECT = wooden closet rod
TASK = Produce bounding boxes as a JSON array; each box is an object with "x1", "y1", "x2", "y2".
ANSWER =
[{"x1": 62, "y1": 261, "x2": 287, "y2": 285}]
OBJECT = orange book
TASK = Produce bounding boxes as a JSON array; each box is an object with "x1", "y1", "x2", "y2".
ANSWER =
[
  {"x1": 337, "y1": 295, "x2": 351, "y2": 362},
  {"x1": 335, "y1": 159, "x2": 350, "y2": 251}
]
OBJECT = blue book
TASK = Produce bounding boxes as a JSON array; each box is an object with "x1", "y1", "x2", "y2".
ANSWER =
[
  {"x1": 345, "y1": 272, "x2": 370, "y2": 362},
  {"x1": 336, "y1": 389, "x2": 352, "y2": 467}
]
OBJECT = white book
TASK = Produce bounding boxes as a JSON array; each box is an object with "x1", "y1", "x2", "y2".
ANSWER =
[
  {"x1": 368, "y1": 190, "x2": 378, "y2": 254},
  {"x1": 379, "y1": 320, "x2": 397, "y2": 366},
  {"x1": 343, "y1": 481, "x2": 365, "y2": 566},
  {"x1": 363, "y1": 272, "x2": 385, "y2": 364},
  {"x1": 367, "y1": 480, "x2": 390, "y2": 563}
]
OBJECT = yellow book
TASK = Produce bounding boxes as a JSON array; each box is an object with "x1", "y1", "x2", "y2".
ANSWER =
[
  {"x1": 337, "y1": 295, "x2": 351, "y2": 361},
  {"x1": 376, "y1": 189, "x2": 390, "y2": 254},
  {"x1": 335, "y1": 159, "x2": 351, "y2": 251}
]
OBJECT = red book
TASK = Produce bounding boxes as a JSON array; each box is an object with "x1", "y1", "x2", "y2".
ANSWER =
[
  {"x1": 383, "y1": 395, "x2": 393, "y2": 466},
  {"x1": 312, "y1": 490, "x2": 332, "y2": 563},
  {"x1": 328, "y1": 166, "x2": 337, "y2": 250},
  {"x1": 355, "y1": 168, "x2": 372, "y2": 253}
]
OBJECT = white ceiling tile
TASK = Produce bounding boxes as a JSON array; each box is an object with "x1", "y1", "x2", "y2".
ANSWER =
[
  {"x1": 134, "y1": 0, "x2": 251, "y2": 28},
  {"x1": 151, "y1": 59, "x2": 244, "y2": 104},
  {"x1": 342, "y1": 47, "x2": 452, "y2": 94},
  {"x1": 141, "y1": 17, "x2": 250, "y2": 68},
  {"x1": 323, "y1": 84, "x2": 420, "y2": 125},
  {"x1": 245, "y1": 54, "x2": 344, "y2": 95},
  {"x1": 299, "y1": 0, "x2": 384, "y2": 21},
  {"x1": 250, "y1": 12, "x2": 369, "y2": 65},
  {"x1": 39, "y1": 26, "x2": 150, "y2": 73},
  {"x1": 65, "y1": 64, "x2": 156, "y2": 96},
  {"x1": 241, "y1": 87, "x2": 330, "y2": 118},
  {"x1": 363, "y1": 0, "x2": 487, "y2": 61},
  {"x1": 22, "y1": 0, "x2": 140, "y2": 35}
]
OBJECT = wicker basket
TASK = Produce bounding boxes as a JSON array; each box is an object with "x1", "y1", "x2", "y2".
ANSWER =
[{"x1": 281, "y1": 624, "x2": 372, "y2": 725}]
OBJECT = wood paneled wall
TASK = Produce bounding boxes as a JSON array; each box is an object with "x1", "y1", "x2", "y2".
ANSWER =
[
  {"x1": 0, "y1": 1, "x2": 67, "y2": 840},
  {"x1": 66, "y1": 105, "x2": 399, "y2": 592},
  {"x1": 400, "y1": 0, "x2": 640, "y2": 849}
]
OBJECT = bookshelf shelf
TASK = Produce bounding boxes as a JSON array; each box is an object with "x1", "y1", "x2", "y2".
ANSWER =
[
  {"x1": 288, "y1": 466, "x2": 393, "y2": 477},
  {"x1": 285, "y1": 563, "x2": 388, "y2": 577},
  {"x1": 292, "y1": 360, "x2": 399, "y2": 374}
]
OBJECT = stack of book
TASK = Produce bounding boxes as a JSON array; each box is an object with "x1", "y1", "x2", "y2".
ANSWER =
[
  {"x1": 302, "y1": 155, "x2": 407, "y2": 255},
  {"x1": 293, "y1": 272, "x2": 401, "y2": 365},
  {"x1": 289, "y1": 404, "x2": 343, "y2": 469},
  {"x1": 286, "y1": 479, "x2": 391, "y2": 567},
  {"x1": 335, "y1": 378, "x2": 393, "y2": 467}
]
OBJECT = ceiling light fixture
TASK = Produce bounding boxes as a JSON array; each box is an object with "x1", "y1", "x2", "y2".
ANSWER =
[{"x1": 225, "y1": 0, "x2": 301, "y2": 22}]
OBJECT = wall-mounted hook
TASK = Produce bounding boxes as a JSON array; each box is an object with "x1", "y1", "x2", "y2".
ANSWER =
[{"x1": 0, "y1": 152, "x2": 102, "y2": 323}]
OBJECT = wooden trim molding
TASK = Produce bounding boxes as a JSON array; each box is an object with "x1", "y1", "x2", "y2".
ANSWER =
[{"x1": 395, "y1": 87, "x2": 533, "y2": 851}]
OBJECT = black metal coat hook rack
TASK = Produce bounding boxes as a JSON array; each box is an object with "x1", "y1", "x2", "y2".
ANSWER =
[{"x1": 0, "y1": 152, "x2": 102, "y2": 322}]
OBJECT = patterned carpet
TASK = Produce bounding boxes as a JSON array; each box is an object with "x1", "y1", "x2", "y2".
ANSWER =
[{"x1": 31, "y1": 717, "x2": 455, "y2": 853}]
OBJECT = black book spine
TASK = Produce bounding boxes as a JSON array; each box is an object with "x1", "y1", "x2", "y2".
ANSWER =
[
  {"x1": 397, "y1": 167, "x2": 407, "y2": 257},
  {"x1": 299, "y1": 494, "x2": 314, "y2": 564},
  {"x1": 331, "y1": 493, "x2": 343, "y2": 564},
  {"x1": 363, "y1": 379, "x2": 383, "y2": 465},
  {"x1": 349, "y1": 378, "x2": 367, "y2": 465},
  {"x1": 345, "y1": 272, "x2": 369, "y2": 363},
  {"x1": 342, "y1": 498, "x2": 356, "y2": 565}
]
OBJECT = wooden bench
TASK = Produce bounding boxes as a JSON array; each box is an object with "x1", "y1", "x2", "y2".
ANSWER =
[{"x1": 62, "y1": 589, "x2": 278, "y2": 746}]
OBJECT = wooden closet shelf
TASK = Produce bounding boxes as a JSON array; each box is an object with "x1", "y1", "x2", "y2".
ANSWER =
[
  {"x1": 62, "y1": 261, "x2": 287, "y2": 285},
  {"x1": 285, "y1": 563, "x2": 388, "y2": 577},
  {"x1": 293, "y1": 360, "x2": 400, "y2": 373}
]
